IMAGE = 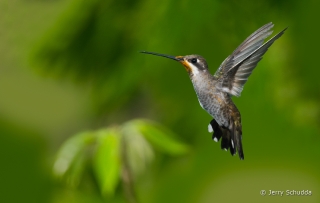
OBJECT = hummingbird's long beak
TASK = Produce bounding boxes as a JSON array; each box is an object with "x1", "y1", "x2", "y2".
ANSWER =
[{"x1": 140, "y1": 51, "x2": 183, "y2": 61}]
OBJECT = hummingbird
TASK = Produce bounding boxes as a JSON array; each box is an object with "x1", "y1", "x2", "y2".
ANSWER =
[{"x1": 141, "y1": 22, "x2": 286, "y2": 160}]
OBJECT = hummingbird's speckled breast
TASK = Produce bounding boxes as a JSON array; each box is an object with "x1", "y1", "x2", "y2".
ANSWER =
[{"x1": 190, "y1": 72, "x2": 233, "y2": 128}]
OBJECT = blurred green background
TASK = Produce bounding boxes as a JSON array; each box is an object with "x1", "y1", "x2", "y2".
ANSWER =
[{"x1": 1, "y1": 0, "x2": 320, "y2": 202}]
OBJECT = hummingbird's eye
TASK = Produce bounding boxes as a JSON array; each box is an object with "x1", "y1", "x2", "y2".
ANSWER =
[{"x1": 191, "y1": 58, "x2": 198, "y2": 64}]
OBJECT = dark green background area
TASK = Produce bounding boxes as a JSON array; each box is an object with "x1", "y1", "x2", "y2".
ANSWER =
[{"x1": 1, "y1": 0, "x2": 319, "y2": 202}]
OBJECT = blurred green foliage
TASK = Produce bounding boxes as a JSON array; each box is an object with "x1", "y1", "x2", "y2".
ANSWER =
[
  {"x1": 1, "y1": 0, "x2": 320, "y2": 202},
  {"x1": 53, "y1": 119, "x2": 188, "y2": 201}
]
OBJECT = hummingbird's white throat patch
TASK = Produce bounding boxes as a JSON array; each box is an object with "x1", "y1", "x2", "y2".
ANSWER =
[{"x1": 187, "y1": 62, "x2": 200, "y2": 76}]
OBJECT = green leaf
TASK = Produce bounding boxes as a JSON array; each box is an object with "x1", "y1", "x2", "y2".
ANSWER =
[
  {"x1": 131, "y1": 119, "x2": 189, "y2": 156},
  {"x1": 121, "y1": 123, "x2": 154, "y2": 177},
  {"x1": 53, "y1": 131, "x2": 94, "y2": 183},
  {"x1": 93, "y1": 128, "x2": 121, "y2": 197}
]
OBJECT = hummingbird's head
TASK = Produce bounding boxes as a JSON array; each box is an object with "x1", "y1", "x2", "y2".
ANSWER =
[
  {"x1": 177, "y1": 55, "x2": 209, "y2": 76},
  {"x1": 140, "y1": 51, "x2": 208, "y2": 76}
]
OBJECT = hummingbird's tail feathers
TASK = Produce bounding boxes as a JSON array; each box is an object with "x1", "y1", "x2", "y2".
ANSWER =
[
  {"x1": 231, "y1": 122, "x2": 244, "y2": 160},
  {"x1": 228, "y1": 137, "x2": 236, "y2": 156},
  {"x1": 209, "y1": 119, "x2": 223, "y2": 142},
  {"x1": 229, "y1": 126, "x2": 237, "y2": 157},
  {"x1": 209, "y1": 119, "x2": 241, "y2": 158},
  {"x1": 221, "y1": 129, "x2": 235, "y2": 156},
  {"x1": 221, "y1": 137, "x2": 229, "y2": 151}
]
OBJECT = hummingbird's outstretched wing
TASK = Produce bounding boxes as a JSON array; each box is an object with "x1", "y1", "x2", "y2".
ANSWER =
[{"x1": 214, "y1": 22, "x2": 287, "y2": 97}]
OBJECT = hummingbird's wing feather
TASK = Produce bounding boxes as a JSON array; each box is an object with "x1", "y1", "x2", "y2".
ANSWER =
[
  {"x1": 214, "y1": 23, "x2": 286, "y2": 97},
  {"x1": 214, "y1": 22, "x2": 274, "y2": 79}
]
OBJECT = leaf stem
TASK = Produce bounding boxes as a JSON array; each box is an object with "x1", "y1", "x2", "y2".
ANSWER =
[{"x1": 121, "y1": 136, "x2": 137, "y2": 203}]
